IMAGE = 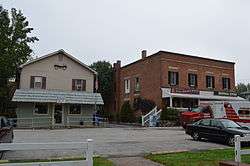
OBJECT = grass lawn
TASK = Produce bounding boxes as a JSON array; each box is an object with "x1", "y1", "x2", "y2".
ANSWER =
[
  {"x1": 0, "y1": 157, "x2": 114, "y2": 166},
  {"x1": 94, "y1": 157, "x2": 114, "y2": 166},
  {"x1": 146, "y1": 148, "x2": 250, "y2": 166}
]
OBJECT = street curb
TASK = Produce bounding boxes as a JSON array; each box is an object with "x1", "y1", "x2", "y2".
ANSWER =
[{"x1": 150, "y1": 149, "x2": 189, "y2": 155}]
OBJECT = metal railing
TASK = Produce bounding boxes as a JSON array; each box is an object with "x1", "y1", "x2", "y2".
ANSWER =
[
  {"x1": 0, "y1": 139, "x2": 93, "y2": 166},
  {"x1": 9, "y1": 117, "x2": 52, "y2": 129},
  {"x1": 8, "y1": 116, "x2": 108, "y2": 129},
  {"x1": 66, "y1": 116, "x2": 108, "y2": 127},
  {"x1": 141, "y1": 107, "x2": 162, "y2": 127}
]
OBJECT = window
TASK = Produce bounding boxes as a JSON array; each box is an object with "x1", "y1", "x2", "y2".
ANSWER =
[
  {"x1": 206, "y1": 76, "x2": 215, "y2": 89},
  {"x1": 30, "y1": 76, "x2": 46, "y2": 89},
  {"x1": 72, "y1": 79, "x2": 86, "y2": 91},
  {"x1": 222, "y1": 77, "x2": 230, "y2": 90},
  {"x1": 124, "y1": 79, "x2": 130, "y2": 94},
  {"x1": 211, "y1": 119, "x2": 222, "y2": 128},
  {"x1": 188, "y1": 73, "x2": 197, "y2": 87},
  {"x1": 134, "y1": 77, "x2": 140, "y2": 92},
  {"x1": 168, "y1": 71, "x2": 179, "y2": 86},
  {"x1": 34, "y1": 103, "x2": 48, "y2": 115},
  {"x1": 199, "y1": 119, "x2": 210, "y2": 126},
  {"x1": 69, "y1": 104, "x2": 81, "y2": 115}
]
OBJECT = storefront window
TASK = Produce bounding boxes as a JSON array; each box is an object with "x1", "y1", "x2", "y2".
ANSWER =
[
  {"x1": 69, "y1": 104, "x2": 81, "y2": 115},
  {"x1": 34, "y1": 103, "x2": 48, "y2": 115}
]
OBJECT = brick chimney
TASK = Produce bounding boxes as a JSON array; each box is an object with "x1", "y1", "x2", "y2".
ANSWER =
[
  {"x1": 113, "y1": 60, "x2": 121, "y2": 113},
  {"x1": 142, "y1": 50, "x2": 147, "y2": 59}
]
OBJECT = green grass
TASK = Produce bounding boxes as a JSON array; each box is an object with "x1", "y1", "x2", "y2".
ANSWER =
[
  {"x1": 94, "y1": 157, "x2": 114, "y2": 166},
  {"x1": 146, "y1": 148, "x2": 250, "y2": 166},
  {"x1": 0, "y1": 157, "x2": 114, "y2": 166}
]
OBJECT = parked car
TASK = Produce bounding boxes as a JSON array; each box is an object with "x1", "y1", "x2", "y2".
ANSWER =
[
  {"x1": 0, "y1": 116, "x2": 14, "y2": 143},
  {"x1": 185, "y1": 118, "x2": 250, "y2": 146}
]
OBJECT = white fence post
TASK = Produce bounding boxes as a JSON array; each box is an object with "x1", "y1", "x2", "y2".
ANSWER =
[
  {"x1": 86, "y1": 139, "x2": 93, "y2": 166},
  {"x1": 142, "y1": 116, "x2": 144, "y2": 126},
  {"x1": 235, "y1": 135, "x2": 241, "y2": 163}
]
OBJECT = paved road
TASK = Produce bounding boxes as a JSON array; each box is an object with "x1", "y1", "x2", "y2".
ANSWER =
[{"x1": 3, "y1": 127, "x2": 228, "y2": 160}]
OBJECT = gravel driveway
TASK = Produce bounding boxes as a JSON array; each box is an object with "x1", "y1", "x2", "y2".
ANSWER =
[{"x1": 3, "y1": 127, "x2": 228, "y2": 160}]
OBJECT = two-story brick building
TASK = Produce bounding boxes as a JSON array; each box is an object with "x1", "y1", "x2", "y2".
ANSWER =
[
  {"x1": 12, "y1": 49, "x2": 103, "y2": 128},
  {"x1": 113, "y1": 50, "x2": 244, "y2": 113}
]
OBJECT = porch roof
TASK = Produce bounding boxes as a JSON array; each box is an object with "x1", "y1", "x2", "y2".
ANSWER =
[{"x1": 12, "y1": 89, "x2": 104, "y2": 105}]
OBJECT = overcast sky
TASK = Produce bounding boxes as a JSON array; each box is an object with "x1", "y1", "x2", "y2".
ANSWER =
[{"x1": 2, "y1": 0, "x2": 250, "y2": 83}]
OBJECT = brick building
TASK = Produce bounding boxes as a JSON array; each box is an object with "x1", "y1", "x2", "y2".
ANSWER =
[{"x1": 113, "y1": 50, "x2": 244, "y2": 112}]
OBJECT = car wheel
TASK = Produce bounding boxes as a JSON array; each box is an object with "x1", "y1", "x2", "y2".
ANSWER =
[
  {"x1": 192, "y1": 132, "x2": 200, "y2": 141},
  {"x1": 227, "y1": 137, "x2": 235, "y2": 146}
]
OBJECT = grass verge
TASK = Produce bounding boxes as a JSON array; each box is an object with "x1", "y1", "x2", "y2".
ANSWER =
[{"x1": 146, "y1": 148, "x2": 250, "y2": 166}]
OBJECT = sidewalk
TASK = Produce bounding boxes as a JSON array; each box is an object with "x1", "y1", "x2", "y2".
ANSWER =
[{"x1": 109, "y1": 157, "x2": 164, "y2": 166}]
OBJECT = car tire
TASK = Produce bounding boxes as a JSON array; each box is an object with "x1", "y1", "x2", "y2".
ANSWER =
[
  {"x1": 192, "y1": 132, "x2": 200, "y2": 141},
  {"x1": 227, "y1": 137, "x2": 235, "y2": 146}
]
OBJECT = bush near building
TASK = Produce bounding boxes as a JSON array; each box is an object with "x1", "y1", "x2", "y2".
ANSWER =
[
  {"x1": 120, "y1": 101, "x2": 135, "y2": 123},
  {"x1": 160, "y1": 108, "x2": 180, "y2": 126},
  {"x1": 133, "y1": 97, "x2": 156, "y2": 115}
]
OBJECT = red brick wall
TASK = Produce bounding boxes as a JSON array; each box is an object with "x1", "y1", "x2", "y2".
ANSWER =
[
  {"x1": 159, "y1": 52, "x2": 235, "y2": 91},
  {"x1": 113, "y1": 51, "x2": 235, "y2": 112}
]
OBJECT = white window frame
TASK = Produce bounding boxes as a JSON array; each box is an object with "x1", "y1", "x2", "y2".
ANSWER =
[
  {"x1": 124, "y1": 79, "x2": 130, "y2": 94},
  {"x1": 33, "y1": 103, "x2": 49, "y2": 115},
  {"x1": 189, "y1": 74, "x2": 197, "y2": 87},
  {"x1": 68, "y1": 104, "x2": 82, "y2": 115},
  {"x1": 34, "y1": 76, "x2": 43, "y2": 89},
  {"x1": 169, "y1": 72, "x2": 178, "y2": 85},
  {"x1": 222, "y1": 77, "x2": 230, "y2": 90},
  {"x1": 206, "y1": 76, "x2": 214, "y2": 89},
  {"x1": 135, "y1": 77, "x2": 140, "y2": 92},
  {"x1": 73, "y1": 79, "x2": 86, "y2": 91}
]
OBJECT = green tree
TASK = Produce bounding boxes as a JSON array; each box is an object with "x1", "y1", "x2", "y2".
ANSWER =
[
  {"x1": 0, "y1": 6, "x2": 38, "y2": 114},
  {"x1": 90, "y1": 61, "x2": 113, "y2": 115},
  {"x1": 236, "y1": 83, "x2": 248, "y2": 95}
]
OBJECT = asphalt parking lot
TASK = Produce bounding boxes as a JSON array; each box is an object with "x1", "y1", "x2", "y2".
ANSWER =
[{"x1": 3, "y1": 127, "x2": 228, "y2": 160}]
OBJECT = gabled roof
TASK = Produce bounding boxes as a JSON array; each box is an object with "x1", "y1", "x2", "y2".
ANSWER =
[{"x1": 20, "y1": 49, "x2": 97, "y2": 74}]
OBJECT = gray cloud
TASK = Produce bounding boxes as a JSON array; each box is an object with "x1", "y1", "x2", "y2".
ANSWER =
[{"x1": 2, "y1": 0, "x2": 250, "y2": 83}]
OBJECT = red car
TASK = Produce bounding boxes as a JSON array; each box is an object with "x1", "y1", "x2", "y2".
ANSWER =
[{"x1": 180, "y1": 106, "x2": 212, "y2": 128}]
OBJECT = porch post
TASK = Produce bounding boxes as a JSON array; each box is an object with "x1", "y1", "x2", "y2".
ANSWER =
[
  {"x1": 170, "y1": 96, "x2": 173, "y2": 108},
  {"x1": 51, "y1": 103, "x2": 55, "y2": 129}
]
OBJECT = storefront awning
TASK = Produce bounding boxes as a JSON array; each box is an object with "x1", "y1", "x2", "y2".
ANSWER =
[
  {"x1": 161, "y1": 88, "x2": 245, "y2": 101},
  {"x1": 12, "y1": 89, "x2": 104, "y2": 105}
]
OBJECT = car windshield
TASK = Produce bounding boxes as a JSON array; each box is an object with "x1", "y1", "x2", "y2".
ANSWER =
[
  {"x1": 191, "y1": 107, "x2": 201, "y2": 113},
  {"x1": 220, "y1": 120, "x2": 241, "y2": 129}
]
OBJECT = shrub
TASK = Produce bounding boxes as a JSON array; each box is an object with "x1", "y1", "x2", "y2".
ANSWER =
[
  {"x1": 133, "y1": 97, "x2": 156, "y2": 115},
  {"x1": 160, "y1": 108, "x2": 179, "y2": 122},
  {"x1": 120, "y1": 101, "x2": 135, "y2": 123}
]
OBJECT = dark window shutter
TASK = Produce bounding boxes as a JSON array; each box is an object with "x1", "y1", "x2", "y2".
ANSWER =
[
  {"x1": 72, "y1": 79, "x2": 76, "y2": 90},
  {"x1": 188, "y1": 74, "x2": 191, "y2": 86},
  {"x1": 176, "y1": 72, "x2": 179, "y2": 85},
  {"x1": 168, "y1": 71, "x2": 171, "y2": 85},
  {"x1": 195, "y1": 74, "x2": 198, "y2": 87},
  {"x1": 82, "y1": 80, "x2": 86, "y2": 91},
  {"x1": 30, "y1": 76, "x2": 35, "y2": 88},
  {"x1": 212, "y1": 76, "x2": 215, "y2": 88},
  {"x1": 206, "y1": 76, "x2": 209, "y2": 88},
  {"x1": 42, "y1": 77, "x2": 46, "y2": 89},
  {"x1": 222, "y1": 78, "x2": 225, "y2": 89}
]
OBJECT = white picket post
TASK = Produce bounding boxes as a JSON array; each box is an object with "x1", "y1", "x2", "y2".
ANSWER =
[
  {"x1": 142, "y1": 116, "x2": 144, "y2": 126},
  {"x1": 86, "y1": 139, "x2": 93, "y2": 166},
  {"x1": 235, "y1": 135, "x2": 241, "y2": 163}
]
